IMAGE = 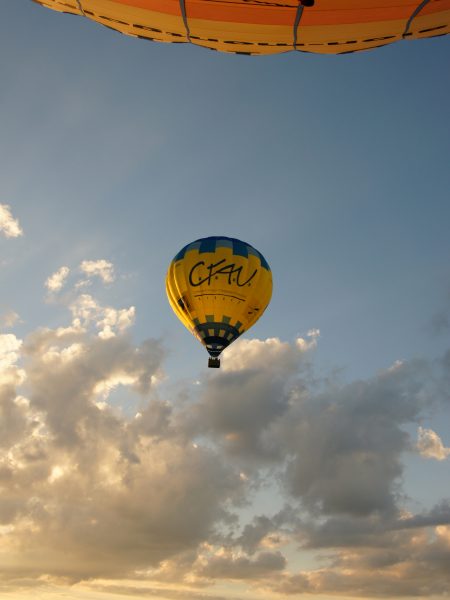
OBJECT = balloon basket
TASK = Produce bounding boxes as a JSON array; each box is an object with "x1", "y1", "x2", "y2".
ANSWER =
[{"x1": 208, "y1": 358, "x2": 221, "y2": 369}]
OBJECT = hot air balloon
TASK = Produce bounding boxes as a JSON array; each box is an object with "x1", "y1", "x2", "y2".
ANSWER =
[
  {"x1": 166, "y1": 236, "x2": 272, "y2": 368},
  {"x1": 34, "y1": 0, "x2": 449, "y2": 55}
]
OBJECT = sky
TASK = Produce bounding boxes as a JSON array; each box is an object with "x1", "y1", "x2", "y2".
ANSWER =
[{"x1": 1, "y1": 2, "x2": 450, "y2": 599}]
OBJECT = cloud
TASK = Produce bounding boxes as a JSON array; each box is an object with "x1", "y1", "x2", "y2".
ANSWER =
[
  {"x1": 417, "y1": 427, "x2": 450, "y2": 460},
  {"x1": 0, "y1": 392, "x2": 29, "y2": 454},
  {"x1": 276, "y1": 358, "x2": 431, "y2": 517},
  {"x1": 0, "y1": 333, "x2": 25, "y2": 387},
  {"x1": 271, "y1": 522, "x2": 450, "y2": 597},
  {"x1": 0, "y1": 204, "x2": 23, "y2": 238},
  {"x1": 1, "y1": 315, "x2": 449, "y2": 598},
  {"x1": 398, "y1": 501, "x2": 450, "y2": 529},
  {"x1": 0, "y1": 328, "x2": 242, "y2": 584},
  {"x1": 198, "y1": 549, "x2": 286, "y2": 580},
  {"x1": 0, "y1": 287, "x2": 242, "y2": 585},
  {"x1": 45, "y1": 266, "x2": 70, "y2": 293},
  {"x1": 184, "y1": 335, "x2": 318, "y2": 462},
  {"x1": 191, "y1": 346, "x2": 431, "y2": 518},
  {"x1": 80, "y1": 259, "x2": 115, "y2": 284},
  {"x1": 222, "y1": 331, "x2": 319, "y2": 374},
  {"x1": 69, "y1": 294, "x2": 135, "y2": 339},
  {"x1": 45, "y1": 260, "x2": 117, "y2": 298},
  {"x1": 294, "y1": 502, "x2": 450, "y2": 552},
  {"x1": 237, "y1": 509, "x2": 296, "y2": 555},
  {"x1": 43, "y1": 262, "x2": 132, "y2": 338},
  {"x1": 0, "y1": 310, "x2": 20, "y2": 329}
]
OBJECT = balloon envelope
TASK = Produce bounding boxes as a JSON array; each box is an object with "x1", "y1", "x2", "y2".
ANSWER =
[
  {"x1": 35, "y1": 0, "x2": 449, "y2": 55},
  {"x1": 166, "y1": 237, "x2": 272, "y2": 361}
]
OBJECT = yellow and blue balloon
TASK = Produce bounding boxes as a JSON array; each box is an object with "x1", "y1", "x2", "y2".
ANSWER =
[{"x1": 166, "y1": 237, "x2": 272, "y2": 367}]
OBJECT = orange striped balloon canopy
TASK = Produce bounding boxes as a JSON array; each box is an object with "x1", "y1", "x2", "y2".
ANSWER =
[{"x1": 34, "y1": 0, "x2": 449, "y2": 55}]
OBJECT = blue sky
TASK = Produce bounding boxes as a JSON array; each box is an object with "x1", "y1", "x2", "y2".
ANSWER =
[{"x1": 1, "y1": 3, "x2": 450, "y2": 600}]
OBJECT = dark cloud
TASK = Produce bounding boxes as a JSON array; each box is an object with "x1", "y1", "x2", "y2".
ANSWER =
[
  {"x1": 237, "y1": 507, "x2": 298, "y2": 555},
  {"x1": 199, "y1": 550, "x2": 286, "y2": 580},
  {"x1": 186, "y1": 336, "x2": 316, "y2": 464},
  {"x1": 397, "y1": 500, "x2": 450, "y2": 529},
  {"x1": 195, "y1": 368, "x2": 289, "y2": 460},
  {"x1": 265, "y1": 499, "x2": 450, "y2": 596},
  {"x1": 0, "y1": 386, "x2": 28, "y2": 450},
  {"x1": 271, "y1": 534, "x2": 450, "y2": 598},
  {"x1": 294, "y1": 501, "x2": 450, "y2": 553},
  {"x1": 276, "y1": 359, "x2": 431, "y2": 517}
]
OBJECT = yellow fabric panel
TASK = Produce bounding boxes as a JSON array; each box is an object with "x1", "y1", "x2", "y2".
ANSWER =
[
  {"x1": 35, "y1": 0, "x2": 450, "y2": 55},
  {"x1": 166, "y1": 238, "x2": 272, "y2": 354},
  {"x1": 408, "y1": 9, "x2": 450, "y2": 38},
  {"x1": 185, "y1": 5, "x2": 450, "y2": 54}
]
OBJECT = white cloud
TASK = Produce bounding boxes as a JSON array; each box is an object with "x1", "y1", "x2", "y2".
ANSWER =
[
  {"x1": 97, "y1": 306, "x2": 136, "y2": 340},
  {"x1": 0, "y1": 204, "x2": 23, "y2": 238},
  {"x1": 41, "y1": 342, "x2": 85, "y2": 365},
  {"x1": 0, "y1": 333, "x2": 25, "y2": 386},
  {"x1": 417, "y1": 427, "x2": 450, "y2": 460},
  {"x1": 45, "y1": 266, "x2": 70, "y2": 293},
  {"x1": 223, "y1": 333, "x2": 317, "y2": 374},
  {"x1": 80, "y1": 259, "x2": 115, "y2": 284},
  {"x1": 69, "y1": 294, "x2": 135, "y2": 339},
  {"x1": 69, "y1": 293, "x2": 99, "y2": 322}
]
